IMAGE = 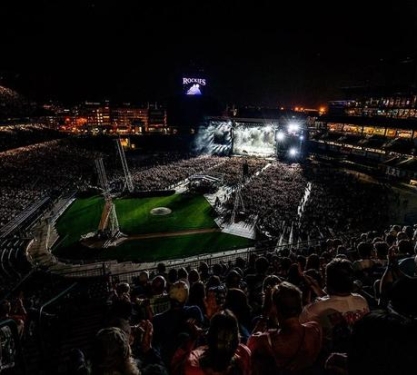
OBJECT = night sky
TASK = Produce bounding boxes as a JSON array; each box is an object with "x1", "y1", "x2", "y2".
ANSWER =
[{"x1": 2, "y1": 0, "x2": 417, "y2": 108}]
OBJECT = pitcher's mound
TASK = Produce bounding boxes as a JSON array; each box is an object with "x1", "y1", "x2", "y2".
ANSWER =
[{"x1": 150, "y1": 207, "x2": 172, "y2": 216}]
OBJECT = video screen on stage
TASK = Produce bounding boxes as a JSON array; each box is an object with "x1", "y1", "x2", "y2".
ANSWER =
[
  {"x1": 232, "y1": 123, "x2": 277, "y2": 157},
  {"x1": 183, "y1": 77, "x2": 206, "y2": 96},
  {"x1": 192, "y1": 121, "x2": 232, "y2": 156}
]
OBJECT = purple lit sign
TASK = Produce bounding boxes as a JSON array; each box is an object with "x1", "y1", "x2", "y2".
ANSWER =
[{"x1": 183, "y1": 77, "x2": 206, "y2": 96}]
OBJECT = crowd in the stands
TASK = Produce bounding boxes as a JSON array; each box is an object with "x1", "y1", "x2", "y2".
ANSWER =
[
  {"x1": 53, "y1": 224, "x2": 417, "y2": 374},
  {"x1": 0, "y1": 85, "x2": 35, "y2": 119}
]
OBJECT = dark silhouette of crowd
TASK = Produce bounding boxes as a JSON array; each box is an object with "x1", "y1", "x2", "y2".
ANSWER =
[{"x1": 52, "y1": 230, "x2": 417, "y2": 375}]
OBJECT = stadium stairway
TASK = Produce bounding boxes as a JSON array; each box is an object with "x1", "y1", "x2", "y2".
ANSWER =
[{"x1": 27, "y1": 221, "x2": 58, "y2": 268}]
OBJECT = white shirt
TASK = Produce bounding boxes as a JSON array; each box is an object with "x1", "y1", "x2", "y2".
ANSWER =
[{"x1": 299, "y1": 293, "x2": 370, "y2": 352}]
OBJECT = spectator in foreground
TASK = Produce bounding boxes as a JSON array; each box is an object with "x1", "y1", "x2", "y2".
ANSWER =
[
  {"x1": 152, "y1": 280, "x2": 204, "y2": 368},
  {"x1": 348, "y1": 309, "x2": 417, "y2": 375},
  {"x1": 171, "y1": 309, "x2": 251, "y2": 375},
  {"x1": 223, "y1": 288, "x2": 252, "y2": 344},
  {"x1": 299, "y1": 258, "x2": 369, "y2": 358},
  {"x1": 248, "y1": 281, "x2": 322, "y2": 375},
  {"x1": 250, "y1": 274, "x2": 281, "y2": 330},
  {"x1": 90, "y1": 326, "x2": 140, "y2": 375},
  {"x1": 0, "y1": 298, "x2": 27, "y2": 338}
]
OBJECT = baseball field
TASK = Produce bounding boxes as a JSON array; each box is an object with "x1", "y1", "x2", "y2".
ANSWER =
[{"x1": 53, "y1": 192, "x2": 254, "y2": 262}]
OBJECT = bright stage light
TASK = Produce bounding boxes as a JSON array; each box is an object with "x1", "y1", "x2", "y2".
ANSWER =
[
  {"x1": 276, "y1": 131, "x2": 285, "y2": 141},
  {"x1": 288, "y1": 147, "x2": 298, "y2": 157},
  {"x1": 288, "y1": 122, "x2": 300, "y2": 133}
]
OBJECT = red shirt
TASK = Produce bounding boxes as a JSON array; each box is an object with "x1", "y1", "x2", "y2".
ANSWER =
[
  {"x1": 172, "y1": 343, "x2": 252, "y2": 375},
  {"x1": 247, "y1": 320, "x2": 322, "y2": 375}
]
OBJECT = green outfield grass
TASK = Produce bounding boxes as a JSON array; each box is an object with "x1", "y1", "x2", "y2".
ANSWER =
[{"x1": 54, "y1": 193, "x2": 255, "y2": 262}]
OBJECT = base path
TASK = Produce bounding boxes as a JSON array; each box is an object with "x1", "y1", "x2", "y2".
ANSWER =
[{"x1": 124, "y1": 227, "x2": 221, "y2": 240}]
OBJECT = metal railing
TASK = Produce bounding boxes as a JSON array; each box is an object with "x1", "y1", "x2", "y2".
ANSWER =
[{"x1": 38, "y1": 282, "x2": 78, "y2": 373}]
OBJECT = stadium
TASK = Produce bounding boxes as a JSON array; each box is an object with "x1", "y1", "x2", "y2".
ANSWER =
[
  {"x1": 38, "y1": 115, "x2": 309, "y2": 266},
  {"x1": 1, "y1": 82, "x2": 417, "y2": 375}
]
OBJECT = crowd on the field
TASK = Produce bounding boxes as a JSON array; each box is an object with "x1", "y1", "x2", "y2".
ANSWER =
[{"x1": 0, "y1": 134, "x2": 395, "y2": 244}]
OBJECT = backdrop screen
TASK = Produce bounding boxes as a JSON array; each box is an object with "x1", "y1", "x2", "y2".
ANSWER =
[{"x1": 232, "y1": 123, "x2": 276, "y2": 157}]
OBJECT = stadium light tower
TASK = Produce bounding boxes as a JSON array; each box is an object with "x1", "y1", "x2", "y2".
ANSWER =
[
  {"x1": 115, "y1": 138, "x2": 134, "y2": 193},
  {"x1": 95, "y1": 158, "x2": 120, "y2": 241},
  {"x1": 230, "y1": 178, "x2": 245, "y2": 224}
]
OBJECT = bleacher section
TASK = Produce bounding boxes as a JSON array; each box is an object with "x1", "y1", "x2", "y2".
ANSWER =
[{"x1": 0, "y1": 196, "x2": 50, "y2": 239}]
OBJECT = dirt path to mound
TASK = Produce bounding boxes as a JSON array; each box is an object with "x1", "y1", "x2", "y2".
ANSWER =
[{"x1": 125, "y1": 227, "x2": 221, "y2": 240}]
